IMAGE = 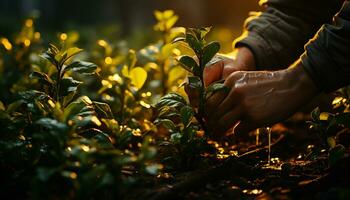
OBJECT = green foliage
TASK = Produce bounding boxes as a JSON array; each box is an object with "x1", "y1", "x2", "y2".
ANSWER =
[
  {"x1": 2, "y1": 9, "x2": 349, "y2": 199},
  {"x1": 0, "y1": 40, "x2": 160, "y2": 198},
  {"x1": 308, "y1": 87, "x2": 350, "y2": 166},
  {"x1": 153, "y1": 27, "x2": 224, "y2": 169},
  {"x1": 172, "y1": 27, "x2": 225, "y2": 134}
]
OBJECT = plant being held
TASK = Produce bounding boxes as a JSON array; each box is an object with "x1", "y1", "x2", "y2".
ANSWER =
[
  {"x1": 154, "y1": 28, "x2": 225, "y2": 169},
  {"x1": 174, "y1": 27, "x2": 228, "y2": 134}
]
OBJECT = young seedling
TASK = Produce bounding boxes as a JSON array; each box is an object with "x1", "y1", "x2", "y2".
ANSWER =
[
  {"x1": 175, "y1": 27, "x2": 228, "y2": 134},
  {"x1": 36, "y1": 44, "x2": 97, "y2": 105},
  {"x1": 154, "y1": 28, "x2": 226, "y2": 168}
]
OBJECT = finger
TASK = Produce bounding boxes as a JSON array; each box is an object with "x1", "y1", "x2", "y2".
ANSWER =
[
  {"x1": 205, "y1": 91, "x2": 227, "y2": 117},
  {"x1": 206, "y1": 72, "x2": 241, "y2": 117},
  {"x1": 203, "y1": 60, "x2": 224, "y2": 87},
  {"x1": 211, "y1": 90, "x2": 239, "y2": 121},
  {"x1": 185, "y1": 84, "x2": 200, "y2": 108},
  {"x1": 212, "y1": 107, "x2": 241, "y2": 136}
]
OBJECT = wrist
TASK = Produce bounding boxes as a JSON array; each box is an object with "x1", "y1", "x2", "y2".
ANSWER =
[
  {"x1": 285, "y1": 60, "x2": 319, "y2": 97},
  {"x1": 235, "y1": 47, "x2": 256, "y2": 71}
]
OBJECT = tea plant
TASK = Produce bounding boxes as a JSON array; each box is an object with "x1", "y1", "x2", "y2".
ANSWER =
[
  {"x1": 0, "y1": 43, "x2": 160, "y2": 199},
  {"x1": 139, "y1": 10, "x2": 186, "y2": 96},
  {"x1": 154, "y1": 27, "x2": 227, "y2": 169},
  {"x1": 308, "y1": 88, "x2": 350, "y2": 166},
  {"x1": 0, "y1": 18, "x2": 42, "y2": 103}
]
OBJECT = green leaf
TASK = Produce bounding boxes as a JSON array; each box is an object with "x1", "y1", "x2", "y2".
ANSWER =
[
  {"x1": 155, "y1": 93, "x2": 187, "y2": 109},
  {"x1": 126, "y1": 49, "x2": 137, "y2": 69},
  {"x1": 170, "y1": 132, "x2": 182, "y2": 143},
  {"x1": 0, "y1": 101, "x2": 5, "y2": 111},
  {"x1": 154, "y1": 10, "x2": 164, "y2": 21},
  {"x1": 63, "y1": 47, "x2": 83, "y2": 64},
  {"x1": 155, "y1": 118, "x2": 177, "y2": 131},
  {"x1": 311, "y1": 107, "x2": 320, "y2": 121},
  {"x1": 186, "y1": 33, "x2": 202, "y2": 54},
  {"x1": 6, "y1": 100, "x2": 25, "y2": 113},
  {"x1": 35, "y1": 118, "x2": 68, "y2": 134},
  {"x1": 206, "y1": 83, "x2": 229, "y2": 99},
  {"x1": 145, "y1": 164, "x2": 163, "y2": 175},
  {"x1": 30, "y1": 71, "x2": 54, "y2": 86},
  {"x1": 93, "y1": 132, "x2": 114, "y2": 149},
  {"x1": 202, "y1": 41, "x2": 220, "y2": 66},
  {"x1": 187, "y1": 76, "x2": 202, "y2": 90},
  {"x1": 172, "y1": 36, "x2": 186, "y2": 43},
  {"x1": 327, "y1": 137, "x2": 336, "y2": 148},
  {"x1": 200, "y1": 27, "x2": 212, "y2": 38},
  {"x1": 40, "y1": 52, "x2": 57, "y2": 66},
  {"x1": 60, "y1": 77, "x2": 82, "y2": 97},
  {"x1": 63, "y1": 96, "x2": 92, "y2": 122},
  {"x1": 93, "y1": 101, "x2": 114, "y2": 119},
  {"x1": 178, "y1": 56, "x2": 198, "y2": 72},
  {"x1": 180, "y1": 106, "x2": 193, "y2": 127},
  {"x1": 64, "y1": 61, "x2": 97, "y2": 75},
  {"x1": 19, "y1": 90, "x2": 50, "y2": 102},
  {"x1": 166, "y1": 15, "x2": 178, "y2": 29},
  {"x1": 329, "y1": 144, "x2": 345, "y2": 167}
]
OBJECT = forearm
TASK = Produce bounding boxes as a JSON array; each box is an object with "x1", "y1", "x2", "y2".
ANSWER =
[
  {"x1": 301, "y1": 1, "x2": 350, "y2": 93},
  {"x1": 234, "y1": 0, "x2": 343, "y2": 70}
]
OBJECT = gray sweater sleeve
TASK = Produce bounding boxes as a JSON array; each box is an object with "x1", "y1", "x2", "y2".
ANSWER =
[
  {"x1": 234, "y1": 0, "x2": 344, "y2": 70},
  {"x1": 301, "y1": 2, "x2": 350, "y2": 92}
]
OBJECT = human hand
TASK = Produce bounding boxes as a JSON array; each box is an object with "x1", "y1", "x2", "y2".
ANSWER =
[
  {"x1": 203, "y1": 47, "x2": 256, "y2": 86},
  {"x1": 205, "y1": 61, "x2": 319, "y2": 138}
]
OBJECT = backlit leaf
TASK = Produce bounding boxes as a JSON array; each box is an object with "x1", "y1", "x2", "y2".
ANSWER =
[
  {"x1": 155, "y1": 118, "x2": 177, "y2": 131},
  {"x1": 65, "y1": 47, "x2": 83, "y2": 60},
  {"x1": 129, "y1": 67, "x2": 147, "y2": 90},
  {"x1": 64, "y1": 61, "x2": 97, "y2": 75},
  {"x1": 30, "y1": 71, "x2": 54, "y2": 86},
  {"x1": 156, "y1": 93, "x2": 187, "y2": 109},
  {"x1": 60, "y1": 77, "x2": 82, "y2": 96}
]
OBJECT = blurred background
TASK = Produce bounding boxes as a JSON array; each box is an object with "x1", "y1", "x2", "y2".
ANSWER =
[{"x1": 0, "y1": 0, "x2": 260, "y2": 51}]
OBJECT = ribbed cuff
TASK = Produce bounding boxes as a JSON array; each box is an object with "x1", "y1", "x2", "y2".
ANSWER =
[
  {"x1": 300, "y1": 31, "x2": 342, "y2": 93},
  {"x1": 234, "y1": 32, "x2": 278, "y2": 70}
]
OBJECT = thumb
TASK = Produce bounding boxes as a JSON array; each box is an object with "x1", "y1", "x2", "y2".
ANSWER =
[{"x1": 203, "y1": 60, "x2": 224, "y2": 87}]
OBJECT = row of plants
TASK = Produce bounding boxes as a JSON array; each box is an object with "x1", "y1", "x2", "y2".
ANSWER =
[{"x1": 0, "y1": 10, "x2": 224, "y2": 199}]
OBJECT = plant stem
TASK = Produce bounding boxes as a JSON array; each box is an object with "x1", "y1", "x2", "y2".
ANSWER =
[
  {"x1": 56, "y1": 65, "x2": 62, "y2": 102},
  {"x1": 196, "y1": 54, "x2": 210, "y2": 135},
  {"x1": 160, "y1": 31, "x2": 169, "y2": 95},
  {"x1": 120, "y1": 86, "x2": 126, "y2": 124},
  {"x1": 160, "y1": 60, "x2": 168, "y2": 95}
]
